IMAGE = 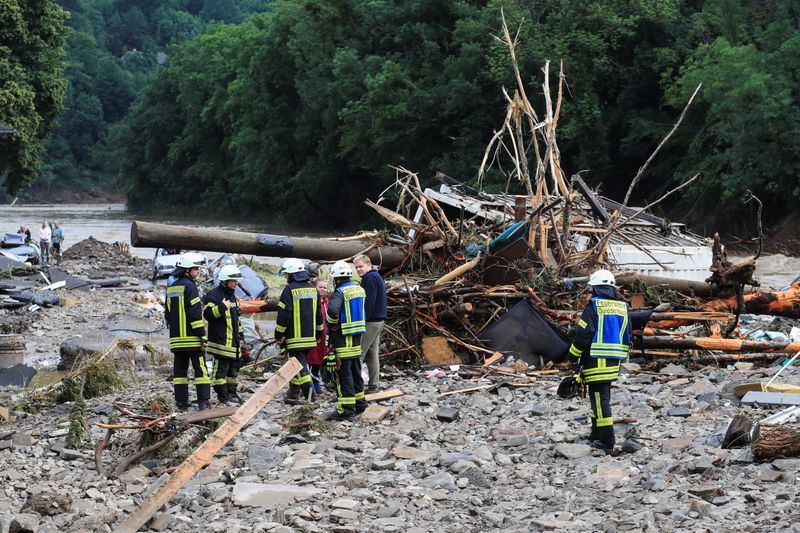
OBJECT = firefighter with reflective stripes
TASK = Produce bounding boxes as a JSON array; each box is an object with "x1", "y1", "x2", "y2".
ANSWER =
[
  {"x1": 325, "y1": 261, "x2": 368, "y2": 420},
  {"x1": 568, "y1": 269, "x2": 631, "y2": 452},
  {"x1": 203, "y1": 264, "x2": 245, "y2": 406},
  {"x1": 276, "y1": 258, "x2": 323, "y2": 404},
  {"x1": 165, "y1": 255, "x2": 211, "y2": 411}
]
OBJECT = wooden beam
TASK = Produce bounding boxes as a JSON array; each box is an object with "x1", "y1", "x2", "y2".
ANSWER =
[
  {"x1": 572, "y1": 175, "x2": 609, "y2": 222},
  {"x1": 114, "y1": 358, "x2": 302, "y2": 533},
  {"x1": 365, "y1": 388, "x2": 404, "y2": 402}
]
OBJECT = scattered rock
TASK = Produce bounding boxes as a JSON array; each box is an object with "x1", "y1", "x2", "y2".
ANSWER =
[
  {"x1": 436, "y1": 407, "x2": 460, "y2": 422},
  {"x1": 555, "y1": 443, "x2": 592, "y2": 459},
  {"x1": 231, "y1": 483, "x2": 325, "y2": 509}
]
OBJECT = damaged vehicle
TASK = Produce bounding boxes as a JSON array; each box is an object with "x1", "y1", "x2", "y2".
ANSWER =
[{"x1": 152, "y1": 249, "x2": 208, "y2": 281}]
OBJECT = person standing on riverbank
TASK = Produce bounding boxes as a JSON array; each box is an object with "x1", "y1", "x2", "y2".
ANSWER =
[
  {"x1": 51, "y1": 221, "x2": 64, "y2": 265},
  {"x1": 354, "y1": 254, "x2": 386, "y2": 393},
  {"x1": 165, "y1": 255, "x2": 210, "y2": 411},
  {"x1": 38, "y1": 221, "x2": 51, "y2": 264}
]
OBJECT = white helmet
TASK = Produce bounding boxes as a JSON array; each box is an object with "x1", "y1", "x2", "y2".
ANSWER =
[
  {"x1": 176, "y1": 252, "x2": 206, "y2": 269},
  {"x1": 588, "y1": 269, "x2": 616, "y2": 287},
  {"x1": 280, "y1": 258, "x2": 305, "y2": 274},
  {"x1": 329, "y1": 260, "x2": 353, "y2": 279},
  {"x1": 218, "y1": 264, "x2": 242, "y2": 281}
]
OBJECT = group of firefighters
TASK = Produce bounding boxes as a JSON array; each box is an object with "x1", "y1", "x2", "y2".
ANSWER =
[
  {"x1": 164, "y1": 254, "x2": 378, "y2": 421},
  {"x1": 165, "y1": 250, "x2": 631, "y2": 450}
]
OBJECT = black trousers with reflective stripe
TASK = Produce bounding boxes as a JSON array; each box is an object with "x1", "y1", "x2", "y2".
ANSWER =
[
  {"x1": 173, "y1": 350, "x2": 210, "y2": 404},
  {"x1": 588, "y1": 382, "x2": 614, "y2": 448},
  {"x1": 212, "y1": 356, "x2": 239, "y2": 399},
  {"x1": 334, "y1": 357, "x2": 367, "y2": 416},
  {"x1": 287, "y1": 349, "x2": 312, "y2": 398}
]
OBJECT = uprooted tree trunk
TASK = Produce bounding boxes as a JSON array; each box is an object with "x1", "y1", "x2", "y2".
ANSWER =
[
  {"x1": 703, "y1": 281, "x2": 800, "y2": 319},
  {"x1": 752, "y1": 423, "x2": 800, "y2": 460}
]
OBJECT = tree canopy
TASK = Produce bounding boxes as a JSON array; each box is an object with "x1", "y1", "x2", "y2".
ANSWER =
[
  {"x1": 0, "y1": 0, "x2": 68, "y2": 194},
  {"x1": 7, "y1": 0, "x2": 800, "y2": 233},
  {"x1": 111, "y1": 0, "x2": 800, "y2": 231}
]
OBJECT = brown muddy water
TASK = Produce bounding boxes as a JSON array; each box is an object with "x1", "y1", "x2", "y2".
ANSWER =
[{"x1": 0, "y1": 204, "x2": 797, "y2": 287}]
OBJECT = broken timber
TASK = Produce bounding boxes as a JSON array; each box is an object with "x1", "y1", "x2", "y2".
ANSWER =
[
  {"x1": 703, "y1": 281, "x2": 800, "y2": 319},
  {"x1": 639, "y1": 336, "x2": 800, "y2": 353},
  {"x1": 115, "y1": 358, "x2": 302, "y2": 533},
  {"x1": 131, "y1": 221, "x2": 405, "y2": 269}
]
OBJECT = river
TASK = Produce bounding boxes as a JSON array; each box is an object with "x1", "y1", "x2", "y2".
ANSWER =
[{"x1": 0, "y1": 203, "x2": 798, "y2": 288}]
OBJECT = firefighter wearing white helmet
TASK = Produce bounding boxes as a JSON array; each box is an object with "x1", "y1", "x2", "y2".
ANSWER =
[
  {"x1": 325, "y1": 261, "x2": 368, "y2": 420},
  {"x1": 567, "y1": 268, "x2": 631, "y2": 453},
  {"x1": 165, "y1": 253, "x2": 210, "y2": 411},
  {"x1": 203, "y1": 264, "x2": 244, "y2": 405},
  {"x1": 275, "y1": 258, "x2": 322, "y2": 403},
  {"x1": 587, "y1": 269, "x2": 615, "y2": 287}
]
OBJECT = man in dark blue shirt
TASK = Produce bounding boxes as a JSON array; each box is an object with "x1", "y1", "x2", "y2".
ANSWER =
[{"x1": 354, "y1": 254, "x2": 386, "y2": 393}]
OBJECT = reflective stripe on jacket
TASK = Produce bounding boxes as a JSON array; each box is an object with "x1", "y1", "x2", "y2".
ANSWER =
[
  {"x1": 202, "y1": 283, "x2": 243, "y2": 359},
  {"x1": 165, "y1": 276, "x2": 205, "y2": 351},
  {"x1": 569, "y1": 286, "x2": 631, "y2": 383},
  {"x1": 327, "y1": 281, "x2": 366, "y2": 336},
  {"x1": 275, "y1": 280, "x2": 323, "y2": 350}
]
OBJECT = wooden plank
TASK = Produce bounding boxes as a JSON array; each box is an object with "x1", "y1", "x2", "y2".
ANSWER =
[
  {"x1": 365, "y1": 389, "x2": 404, "y2": 402},
  {"x1": 421, "y1": 336, "x2": 461, "y2": 365},
  {"x1": 482, "y1": 352, "x2": 505, "y2": 366},
  {"x1": 734, "y1": 383, "x2": 800, "y2": 399},
  {"x1": 115, "y1": 358, "x2": 302, "y2": 533}
]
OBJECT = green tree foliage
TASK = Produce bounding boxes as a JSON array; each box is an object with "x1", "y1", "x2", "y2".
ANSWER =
[
  {"x1": 0, "y1": 0, "x2": 68, "y2": 194},
  {"x1": 36, "y1": 0, "x2": 270, "y2": 194}
]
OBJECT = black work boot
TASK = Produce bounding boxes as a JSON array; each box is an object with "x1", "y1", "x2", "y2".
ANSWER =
[
  {"x1": 227, "y1": 383, "x2": 244, "y2": 405},
  {"x1": 197, "y1": 400, "x2": 210, "y2": 411},
  {"x1": 214, "y1": 385, "x2": 231, "y2": 405},
  {"x1": 284, "y1": 386, "x2": 302, "y2": 405}
]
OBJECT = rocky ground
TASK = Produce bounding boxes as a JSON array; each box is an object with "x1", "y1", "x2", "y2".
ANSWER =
[
  {"x1": 0, "y1": 239, "x2": 799, "y2": 532},
  {"x1": 1, "y1": 360, "x2": 799, "y2": 532}
]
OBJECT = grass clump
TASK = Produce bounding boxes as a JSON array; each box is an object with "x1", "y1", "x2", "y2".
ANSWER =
[{"x1": 284, "y1": 403, "x2": 331, "y2": 438}]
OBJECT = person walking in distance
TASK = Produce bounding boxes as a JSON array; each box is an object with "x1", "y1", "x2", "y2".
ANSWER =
[
  {"x1": 353, "y1": 254, "x2": 386, "y2": 393},
  {"x1": 325, "y1": 261, "x2": 368, "y2": 420},
  {"x1": 38, "y1": 221, "x2": 51, "y2": 264},
  {"x1": 203, "y1": 265, "x2": 245, "y2": 406},
  {"x1": 275, "y1": 258, "x2": 323, "y2": 404},
  {"x1": 51, "y1": 220, "x2": 64, "y2": 265},
  {"x1": 165, "y1": 255, "x2": 211, "y2": 411},
  {"x1": 568, "y1": 269, "x2": 631, "y2": 453}
]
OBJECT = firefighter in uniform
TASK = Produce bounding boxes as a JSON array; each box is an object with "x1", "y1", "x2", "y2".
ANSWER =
[
  {"x1": 568, "y1": 269, "x2": 631, "y2": 452},
  {"x1": 165, "y1": 255, "x2": 211, "y2": 411},
  {"x1": 203, "y1": 264, "x2": 245, "y2": 405},
  {"x1": 325, "y1": 261, "x2": 369, "y2": 420},
  {"x1": 276, "y1": 258, "x2": 323, "y2": 403}
]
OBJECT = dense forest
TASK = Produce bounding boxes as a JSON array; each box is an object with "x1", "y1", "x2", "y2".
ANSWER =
[{"x1": 2, "y1": 0, "x2": 799, "y2": 233}]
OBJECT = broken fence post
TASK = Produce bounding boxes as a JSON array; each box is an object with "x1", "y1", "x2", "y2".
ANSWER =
[{"x1": 114, "y1": 357, "x2": 302, "y2": 533}]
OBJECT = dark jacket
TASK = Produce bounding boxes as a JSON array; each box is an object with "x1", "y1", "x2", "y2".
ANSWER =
[
  {"x1": 202, "y1": 283, "x2": 242, "y2": 359},
  {"x1": 569, "y1": 285, "x2": 631, "y2": 383},
  {"x1": 360, "y1": 269, "x2": 387, "y2": 321},
  {"x1": 275, "y1": 279, "x2": 323, "y2": 351},
  {"x1": 165, "y1": 274, "x2": 205, "y2": 351}
]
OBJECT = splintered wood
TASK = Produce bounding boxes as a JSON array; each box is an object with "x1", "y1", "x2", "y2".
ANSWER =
[{"x1": 115, "y1": 358, "x2": 301, "y2": 533}]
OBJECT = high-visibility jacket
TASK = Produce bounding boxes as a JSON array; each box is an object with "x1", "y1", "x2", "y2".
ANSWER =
[
  {"x1": 165, "y1": 275, "x2": 205, "y2": 351},
  {"x1": 202, "y1": 283, "x2": 243, "y2": 359},
  {"x1": 569, "y1": 286, "x2": 631, "y2": 383},
  {"x1": 327, "y1": 280, "x2": 366, "y2": 358},
  {"x1": 275, "y1": 280, "x2": 323, "y2": 351}
]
